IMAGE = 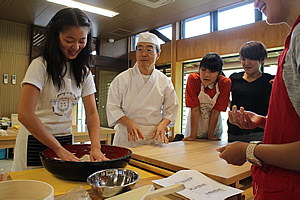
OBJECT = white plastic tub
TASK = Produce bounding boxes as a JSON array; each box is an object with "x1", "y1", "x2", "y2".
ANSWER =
[{"x1": 0, "y1": 180, "x2": 54, "y2": 200}]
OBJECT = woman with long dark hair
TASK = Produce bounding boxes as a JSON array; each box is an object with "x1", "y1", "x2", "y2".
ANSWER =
[{"x1": 12, "y1": 8, "x2": 107, "y2": 171}]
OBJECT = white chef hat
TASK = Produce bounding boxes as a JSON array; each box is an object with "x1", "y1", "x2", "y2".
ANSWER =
[{"x1": 137, "y1": 32, "x2": 160, "y2": 47}]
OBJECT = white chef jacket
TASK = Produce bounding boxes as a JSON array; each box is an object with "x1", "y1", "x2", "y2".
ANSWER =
[{"x1": 106, "y1": 63, "x2": 178, "y2": 147}]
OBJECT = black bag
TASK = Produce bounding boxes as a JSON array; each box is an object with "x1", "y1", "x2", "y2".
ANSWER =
[{"x1": 172, "y1": 134, "x2": 184, "y2": 141}]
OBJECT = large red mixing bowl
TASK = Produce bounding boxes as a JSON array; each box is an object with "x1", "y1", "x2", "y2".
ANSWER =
[{"x1": 40, "y1": 144, "x2": 132, "y2": 181}]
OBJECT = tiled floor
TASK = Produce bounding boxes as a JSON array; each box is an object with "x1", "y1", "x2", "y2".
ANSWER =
[
  {"x1": 0, "y1": 158, "x2": 13, "y2": 171},
  {"x1": 0, "y1": 148, "x2": 13, "y2": 171}
]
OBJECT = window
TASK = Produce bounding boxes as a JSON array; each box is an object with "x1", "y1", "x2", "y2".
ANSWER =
[
  {"x1": 96, "y1": 70, "x2": 120, "y2": 128},
  {"x1": 182, "y1": 70, "x2": 190, "y2": 135},
  {"x1": 264, "y1": 65, "x2": 277, "y2": 75},
  {"x1": 262, "y1": 13, "x2": 267, "y2": 21},
  {"x1": 77, "y1": 98, "x2": 86, "y2": 125},
  {"x1": 218, "y1": 2, "x2": 255, "y2": 31},
  {"x1": 132, "y1": 24, "x2": 172, "y2": 50},
  {"x1": 182, "y1": 62, "x2": 199, "y2": 135},
  {"x1": 157, "y1": 24, "x2": 172, "y2": 41},
  {"x1": 183, "y1": 14, "x2": 210, "y2": 38}
]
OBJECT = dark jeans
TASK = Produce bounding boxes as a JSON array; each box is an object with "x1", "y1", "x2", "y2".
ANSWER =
[{"x1": 228, "y1": 132, "x2": 264, "y2": 143}]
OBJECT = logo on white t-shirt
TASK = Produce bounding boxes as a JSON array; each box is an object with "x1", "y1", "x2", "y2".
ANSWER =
[{"x1": 50, "y1": 91, "x2": 79, "y2": 116}]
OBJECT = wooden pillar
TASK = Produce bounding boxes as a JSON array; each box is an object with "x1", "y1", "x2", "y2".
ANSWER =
[{"x1": 171, "y1": 22, "x2": 183, "y2": 139}]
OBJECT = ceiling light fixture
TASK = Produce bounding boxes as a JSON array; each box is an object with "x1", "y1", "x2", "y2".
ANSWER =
[{"x1": 47, "y1": 0, "x2": 119, "y2": 18}]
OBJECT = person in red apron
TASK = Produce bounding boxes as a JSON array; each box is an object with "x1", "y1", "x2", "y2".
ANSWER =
[
  {"x1": 183, "y1": 53, "x2": 231, "y2": 141},
  {"x1": 217, "y1": 0, "x2": 300, "y2": 199}
]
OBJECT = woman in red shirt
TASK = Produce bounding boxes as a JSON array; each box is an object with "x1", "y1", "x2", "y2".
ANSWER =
[{"x1": 183, "y1": 53, "x2": 231, "y2": 141}]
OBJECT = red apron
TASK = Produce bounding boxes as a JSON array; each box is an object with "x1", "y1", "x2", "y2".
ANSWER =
[{"x1": 251, "y1": 15, "x2": 300, "y2": 200}]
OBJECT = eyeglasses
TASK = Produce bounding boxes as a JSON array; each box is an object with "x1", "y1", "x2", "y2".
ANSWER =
[{"x1": 136, "y1": 47, "x2": 156, "y2": 55}]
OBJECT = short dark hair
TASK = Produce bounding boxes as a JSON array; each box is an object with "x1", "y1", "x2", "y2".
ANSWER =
[
  {"x1": 42, "y1": 8, "x2": 93, "y2": 90},
  {"x1": 239, "y1": 41, "x2": 267, "y2": 62},
  {"x1": 199, "y1": 53, "x2": 223, "y2": 75}
]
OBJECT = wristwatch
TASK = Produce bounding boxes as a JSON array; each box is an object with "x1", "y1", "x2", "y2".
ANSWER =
[{"x1": 246, "y1": 141, "x2": 263, "y2": 166}]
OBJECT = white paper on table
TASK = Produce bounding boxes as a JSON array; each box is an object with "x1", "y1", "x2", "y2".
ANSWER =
[{"x1": 152, "y1": 170, "x2": 243, "y2": 200}]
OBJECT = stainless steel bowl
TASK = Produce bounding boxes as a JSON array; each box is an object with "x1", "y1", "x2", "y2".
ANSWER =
[{"x1": 87, "y1": 168, "x2": 140, "y2": 198}]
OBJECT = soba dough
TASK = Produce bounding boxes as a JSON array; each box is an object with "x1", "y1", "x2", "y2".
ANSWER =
[
  {"x1": 80, "y1": 154, "x2": 90, "y2": 161},
  {"x1": 55, "y1": 154, "x2": 91, "y2": 161}
]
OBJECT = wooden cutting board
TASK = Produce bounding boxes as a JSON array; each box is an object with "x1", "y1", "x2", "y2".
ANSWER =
[{"x1": 129, "y1": 140, "x2": 251, "y2": 186}]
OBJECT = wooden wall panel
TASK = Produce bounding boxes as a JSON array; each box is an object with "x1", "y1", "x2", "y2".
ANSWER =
[
  {"x1": 129, "y1": 51, "x2": 136, "y2": 67},
  {"x1": 156, "y1": 42, "x2": 171, "y2": 66},
  {"x1": 0, "y1": 20, "x2": 31, "y2": 118},
  {"x1": 129, "y1": 21, "x2": 289, "y2": 67},
  {"x1": 0, "y1": 20, "x2": 31, "y2": 55},
  {"x1": 177, "y1": 20, "x2": 290, "y2": 62}
]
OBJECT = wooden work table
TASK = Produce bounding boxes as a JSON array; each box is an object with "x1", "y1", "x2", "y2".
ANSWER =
[
  {"x1": 71, "y1": 125, "x2": 115, "y2": 145},
  {"x1": 8, "y1": 165, "x2": 183, "y2": 200},
  {"x1": 6, "y1": 139, "x2": 252, "y2": 199},
  {"x1": 8, "y1": 165, "x2": 245, "y2": 200},
  {"x1": 0, "y1": 125, "x2": 115, "y2": 149},
  {"x1": 0, "y1": 128, "x2": 18, "y2": 149},
  {"x1": 129, "y1": 140, "x2": 251, "y2": 188}
]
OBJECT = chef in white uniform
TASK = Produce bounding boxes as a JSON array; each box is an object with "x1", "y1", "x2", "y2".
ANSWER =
[{"x1": 106, "y1": 32, "x2": 178, "y2": 147}]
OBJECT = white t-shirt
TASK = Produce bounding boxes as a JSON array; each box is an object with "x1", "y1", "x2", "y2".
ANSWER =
[
  {"x1": 283, "y1": 23, "x2": 300, "y2": 116},
  {"x1": 21, "y1": 56, "x2": 96, "y2": 134},
  {"x1": 12, "y1": 57, "x2": 96, "y2": 171}
]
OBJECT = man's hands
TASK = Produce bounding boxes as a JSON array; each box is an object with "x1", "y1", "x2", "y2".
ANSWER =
[
  {"x1": 117, "y1": 116, "x2": 145, "y2": 143},
  {"x1": 126, "y1": 120, "x2": 145, "y2": 143},
  {"x1": 151, "y1": 119, "x2": 171, "y2": 144},
  {"x1": 228, "y1": 105, "x2": 266, "y2": 129},
  {"x1": 118, "y1": 116, "x2": 170, "y2": 144},
  {"x1": 151, "y1": 123, "x2": 169, "y2": 144}
]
